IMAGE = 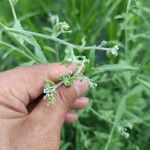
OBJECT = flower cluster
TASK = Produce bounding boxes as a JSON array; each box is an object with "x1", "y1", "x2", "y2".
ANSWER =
[
  {"x1": 48, "y1": 13, "x2": 71, "y2": 37},
  {"x1": 118, "y1": 122, "x2": 133, "y2": 139},
  {"x1": 59, "y1": 74, "x2": 76, "y2": 87},
  {"x1": 43, "y1": 56, "x2": 97, "y2": 105},
  {"x1": 106, "y1": 45, "x2": 119, "y2": 57},
  {"x1": 1, "y1": 8, "x2": 119, "y2": 104},
  {"x1": 43, "y1": 80, "x2": 57, "y2": 105}
]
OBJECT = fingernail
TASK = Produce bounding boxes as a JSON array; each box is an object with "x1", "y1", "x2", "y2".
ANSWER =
[
  {"x1": 65, "y1": 113, "x2": 78, "y2": 123},
  {"x1": 73, "y1": 79, "x2": 89, "y2": 97},
  {"x1": 80, "y1": 97, "x2": 89, "y2": 105},
  {"x1": 67, "y1": 64, "x2": 77, "y2": 74}
]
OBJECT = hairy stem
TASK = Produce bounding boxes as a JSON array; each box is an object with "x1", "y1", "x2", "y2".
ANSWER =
[
  {"x1": 0, "y1": 21, "x2": 40, "y2": 63},
  {"x1": 7, "y1": 28, "x2": 115, "y2": 52},
  {"x1": 8, "y1": 0, "x2": 18, "y2": 22},
  {"x1": 0, "y1": 41, "x2": 34, "y2": 60}
]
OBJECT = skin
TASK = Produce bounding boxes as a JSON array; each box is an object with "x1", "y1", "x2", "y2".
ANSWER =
[{"x1": 0, "y1": 64, "x2": 89, "y2": 150}]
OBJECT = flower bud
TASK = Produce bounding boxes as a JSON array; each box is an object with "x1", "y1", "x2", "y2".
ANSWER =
[
  {"x1": 60, "y1": 22, "x2": 69, "y2": 31},
  {"x1": 100, "y1": 40, "x2": 107, "y2": 46}
]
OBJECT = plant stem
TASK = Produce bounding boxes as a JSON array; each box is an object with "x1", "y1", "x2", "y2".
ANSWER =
[
  {"x1": 50, "y1": 82, "x2": 63, "y2": 94},
  {"x1": 7, "y1": 28, "x2": 115, "y2": 52},
  {"x1": 46, "y1": 59, "x2": 86, "y2": 95},
  {"x1": 0, "y1": 21, "x2": 40, "y2": 63},
  {"x1": 0, "y1": 41, "x2": 34, "y2": 61},
  {"x1": 104, "y1": 97, "x2": 126, "y2": 150},
  {"x1": 8, "y1": 0, "x2": 18, "y2": 22},
  {"x1": 125, "y1": 0, "x2": 131, "y2": 60},
  {"x1": 74, "y1": 58, "x2": 86, "y2": 75}
]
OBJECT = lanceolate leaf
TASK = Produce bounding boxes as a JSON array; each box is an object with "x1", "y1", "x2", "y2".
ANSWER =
[
  {"x1": 11, "y1": 21, "x2": 47, "y2": 63},
  {"x1": 137, "y1": 77, "x2": 150, "y2": 89}
]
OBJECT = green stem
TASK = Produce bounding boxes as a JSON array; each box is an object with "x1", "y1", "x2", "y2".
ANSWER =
[
  {"x1": 46, "y1": 59, "x2": 86, "y2": 95},
  {"x1": 50, "y1": 82, "x2": 63, "y2": 94},
  {"x1": 0, "y1": 21, "x2": 40, "y2": 63},
  {"x1": 7, "y1": 28, "x2": 115, "y2": 52},
  {"x1": 74, "y1": 58, "x2": 86, "y2": 75},
  {"x1": 104, "y1": 97, "x2": 126, "y2": 150},
  {"x1": 8, "y1": 0, "x2": 18, "y2": 22},
  {"x1": 0, "y1": 41, "x2": 34, "y2": 61},
  {"x1": 125, "y1": 0, "x2": 131, "y2": 60}
]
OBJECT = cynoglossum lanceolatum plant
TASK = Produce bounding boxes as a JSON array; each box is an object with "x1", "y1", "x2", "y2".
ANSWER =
[
  {"x1": 1, "y1": 0, "x2": 150, "y2": 149},
  {"x1": 0, "y1": 0, "x2": 119, "y2": 105}
]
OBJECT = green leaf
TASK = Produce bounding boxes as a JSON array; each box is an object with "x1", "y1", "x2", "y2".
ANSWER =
[
  {"x1": 63, "y1": 47, "x2": 80, "y2": 64},
  {"x1": 94, "y1": 131, "x2": 109, "y2": 140},
  {"x1": 12, "y1": 21, "x2": 24, "y2": 44},
  {"x1": 81, "y1": 37, "x2": 86, "y2": 46},
  {"x1": 85, "y1": 49, "x2": 95, "y2": 74},
  {"x1": 92, "y1": 62, "x2": 137, "y2": 75},
  {"x1": 11, "y1": 21, "x2": 47, "y2": 63},
  {"x1": 2, "y1": 49, "x2": 13, "y2": 59},
  {"x1": 137, "y1": 77, "x2": 150, "y2": 89},
  {"x1": 0, "y1": 29, "x2": 2, "y2": 40},
  {"x1": 45, "y1": 80, "x2": 55, "y2": 86},
  {"x1": 19, "y1": 61, "x2": 35, "y2": 67}
]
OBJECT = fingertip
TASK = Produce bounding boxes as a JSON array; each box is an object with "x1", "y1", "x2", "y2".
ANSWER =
[
  {"x1": 67, "y1": 64, "x2": 77, "y2": 74},
  {"x1": 65, "y1": 113, "x2": 78, "y2": 123},
  {"x1": 71, "y1": 97, "x2": 89, "y2": 109}
]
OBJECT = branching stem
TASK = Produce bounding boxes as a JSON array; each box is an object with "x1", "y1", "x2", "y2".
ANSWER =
[{"x1": 7, "y1": 28, "x2": 115, "y2": 52}]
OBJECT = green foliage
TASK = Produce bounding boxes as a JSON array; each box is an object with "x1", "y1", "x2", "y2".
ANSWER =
[{"x1": 0, "y1": 0, "x2": 150, "y2": 150}]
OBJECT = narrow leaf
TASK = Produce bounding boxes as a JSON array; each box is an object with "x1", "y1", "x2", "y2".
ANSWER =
[
  {"x1": 11, "y1": 21, "x2": 47, "y2": 63},
  {"x1": 137, "y1": 77, "x2": 150, "y2": 89}
]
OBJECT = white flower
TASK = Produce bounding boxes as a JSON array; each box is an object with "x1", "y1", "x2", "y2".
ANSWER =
[
  {"x1": 118, "y1": 122, "x2": 133, "y2": 139},
  {"x1": 106, "y1": 45, "x2": 119, "y2": 57},
  {"x1": 111, "y1": 48, "x2": 118, "y2": 56},
  {"x1": 48, "y1": 13, "x2": 59, "y2": 26},
  {"x1": 100, "y1": 40, "x2": 107, "y2": 46}
]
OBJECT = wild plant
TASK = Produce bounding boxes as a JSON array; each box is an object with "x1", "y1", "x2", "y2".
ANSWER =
[{"x1": 0, "y1": 0, "x2": 150, "y2": 150}]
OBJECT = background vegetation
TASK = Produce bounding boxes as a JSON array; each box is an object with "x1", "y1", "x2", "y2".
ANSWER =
[{"x1": 0, "y1": 0, "x2": 150, "y2": 149}]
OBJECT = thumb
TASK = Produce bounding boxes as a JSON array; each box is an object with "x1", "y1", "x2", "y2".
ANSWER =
[{"x1": 29, "y1": 79, "x2": 88, "y2": 129}]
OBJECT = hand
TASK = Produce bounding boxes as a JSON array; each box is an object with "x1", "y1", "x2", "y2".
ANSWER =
[{"x1": 0, "y1": 64, "x2": 89, "y2": 150}]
